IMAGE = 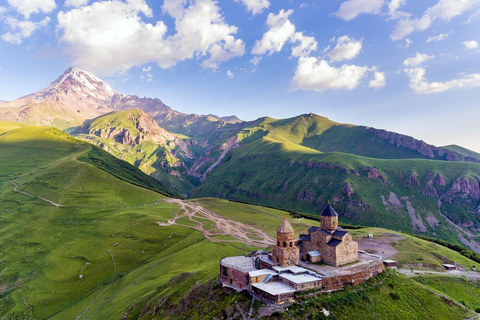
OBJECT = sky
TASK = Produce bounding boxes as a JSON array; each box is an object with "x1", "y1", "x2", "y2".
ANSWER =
[{"x1": 0, "y1": 0, "x2": 479, "y2": 152}]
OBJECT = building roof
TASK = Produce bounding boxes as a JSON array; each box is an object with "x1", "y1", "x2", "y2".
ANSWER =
[
  {"x1": 308, "y1": 226, "x2": 322, "y2": 233},
  {"x1": 249, "y1": 269, "x2": 277, "y2": 277},
  {"x1": 308, "y1": 250, "x2": 322, "y2": 257},
  {"x1": 252, "y1": 282, "x2": 296, "y2": 296},
  {"x1": 277, "y1": 216, "x2": 295, "y2": 234},
  {"x1": 332, "y1": 229, "x2": 348, "y2": 238},
  {"x1": 319, "y1": 229, "x2": 334, "y2": 237},
  {"x1": 280, "y1": 273, "x2": 323, "y2": 284},
  {"x1": 273, "y1": 265, "x2": 310, "y2": 275},
  {"x1": 321, "y1": 204, "x2": 338, "y2": 217},
  {"x1": 327, "y1": 238, "x2": 342, "y2": 247},
  {"x1": 302, "y1": 234, "x2": 311, "y2": 242},
  {"x1": 383, "y1": 259, "x2": 397, "y2": 263},
  {"x1": 220, "y1": 256, "x2": 257, "y2": 273}
]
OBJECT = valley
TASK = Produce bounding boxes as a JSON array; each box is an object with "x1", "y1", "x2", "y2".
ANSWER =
[{"x1": 1, "y1": 69, "x2": 480, "y2": 319}]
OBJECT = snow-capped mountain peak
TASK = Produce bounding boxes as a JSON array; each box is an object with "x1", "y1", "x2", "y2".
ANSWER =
[{"x1": 36, "y1": 67, "x2": 116, "y2": 101}]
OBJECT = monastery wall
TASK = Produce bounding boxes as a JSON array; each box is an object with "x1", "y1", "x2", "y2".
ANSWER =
[{"x1": 322, "y1": 262, "x2": 385, "y2": 291}]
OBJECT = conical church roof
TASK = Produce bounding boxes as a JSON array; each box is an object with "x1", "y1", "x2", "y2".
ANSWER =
[
  {"x1": 277, "y1": 216, "x2": 295, "y2": 233},
  {"x1": 321, "y1": 204, "x2": 338, "y2": 217}
]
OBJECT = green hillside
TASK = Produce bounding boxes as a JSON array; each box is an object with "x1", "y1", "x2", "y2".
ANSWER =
[
  {"x1": 72, "y1": 111, "x2": 480, "y2": 253},
  {"x1": 444, "y1": 144, "x2": 480, "y2": 161},
  {"x1": 192, "y1": 116, "x2": 480, "y2": 251},
  {"x1": 1, "y1": 122, "x2": 480, "y2": 319}
]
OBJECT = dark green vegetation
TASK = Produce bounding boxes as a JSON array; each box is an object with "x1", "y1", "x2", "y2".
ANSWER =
[
  {"x1": 142, "y1": 270, "x2": 480, "y2": 320},
  {"x1": 1, "y1": 121, "x2": 480, "y2": 319},
  {"x1": 78, "y1": 145, "x2": 178, "y2": 198}
]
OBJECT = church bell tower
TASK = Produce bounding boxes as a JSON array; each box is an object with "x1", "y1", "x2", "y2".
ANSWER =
[{"x1": 272, "y1": 217, "x2": 300, "y2": 267}]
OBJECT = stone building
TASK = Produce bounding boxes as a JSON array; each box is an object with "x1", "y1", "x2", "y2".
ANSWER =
[
  {"x1": 301, "y1": 204, "x2": 358, "y2": 267},
  {"x1": 272, "y1": 217, "x2": 300, "y2": 267},
  {"x1": 219, "y1": 211, "x2": 382, "y2": 305},
  {"x1": 219, "y1": 256, "x2": 256, "y2": 291}
]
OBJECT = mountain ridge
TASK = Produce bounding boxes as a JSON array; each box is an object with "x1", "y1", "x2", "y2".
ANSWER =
[{"x1": 3, "y1": 68, "x2": 480, "y2": 253}]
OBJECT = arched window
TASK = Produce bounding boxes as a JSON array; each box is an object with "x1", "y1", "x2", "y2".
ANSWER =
[
  {"x1": 283, "y1": 241, "x2": 286, "y2": 247},
  {"x1": 277, "y1": 241, "x2": 280, "y2": 246},
  {"x1": 290, "y1": 242, "x2": 292, "y2": 247}
]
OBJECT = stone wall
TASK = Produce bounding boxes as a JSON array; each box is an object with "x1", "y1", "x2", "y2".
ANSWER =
[
  {"x1": 251, "y1": 286, "x2": 296, "y2": 305},
  {"x1": 322, "y1": 262, "x2": 385, "y2": 291},
  {"x1": 281, "y1": 277, "x2": 322, "y2": 291},
  {"x1": 219, "y1": 264, "x2": 250, "y2": 291},
  {"x1": 334, "y1": 234, "x2": 359, "y2": 266}
]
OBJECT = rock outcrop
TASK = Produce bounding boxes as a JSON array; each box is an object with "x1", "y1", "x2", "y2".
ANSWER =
[
  {"x1": 450, "y1": 176, "x2": 480, "y2": 200},
  {"x1": 407, "y1": 172, "x2": 420, "y2": 187},
  {"x1": 367, "y1": 127, "x2": 480, "y2": 164},
  {"x1": 364, "y1": 167, "x2": 387, "y2": 183},
  {"x1": 342, "y1": 183, "x2": 355, "y2": 197}
]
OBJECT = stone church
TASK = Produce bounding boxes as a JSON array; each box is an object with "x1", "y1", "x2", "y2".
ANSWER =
[
  {"x1": 301, "y1": 204, "x2": 358, "y2": 266},
  {"x1": 270, "y1": 204, "x2": 358, "y2": 268}
]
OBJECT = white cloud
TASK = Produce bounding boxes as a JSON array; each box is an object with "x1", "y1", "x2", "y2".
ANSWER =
[
  {"x1": 142, "y1": 65, "x2": 151, "y2": 72},
  {"x1": 57, "y1": 0, "x2": 245, "y2": 74},
  {"x1": 391, "y1": 0, "x2": 480, "y2": 40},
  {"x1": 252, "y1": 9, "x2": 317, "y2": 57},
  {"x1": 426, "y1": 0, "x2": 480, "y2": 21},
  {"x1": 403, "y1": 52, "x2": 435, "y2": 66},
  {"x1": 406, "y1": 67, "x2": 480, "y2": 93},
  {"x1": 369, "y1": 70, "x2": 386, "y2": 88},
  {"x1": 250, "y1": 56, "x2": 262, "y2": 66},
  {"x1": 387, "y1": 0, "x2": 409, "y2": 19},
  {"x1": 405, "y1": 38, "x2": 412, "y2": 47},
  {"x1": 65, "y1": 0, "x2": 90, "y2": 7},
  {"x1": 290, "y1": 56, "x2": 370, "y2": 91},
  {"x1": 327, "y1": 36, "x2": 362, "y2": 62},
  {"x1": 140, "y1": 73, "x2": 153, "y2": 82},
  {"x1": 227, "y1": 70, "x2": 234, "y2": 78},
  {"x1": 463, "y1": 40, "x2": 479, "y2": 49},
  {"x1": 426, "y1": 32, "x2": 449, "y2": 42},
  {"x1": 252, "y1": 9, "x2": 296, "y2": 55},
  {"x1": 390, "y1": 15, "x2": 432, "y2": 41},
  {"x1": 235, "y1": 0, "x2": 270, "y2": 15},
  {"x1": 335, "y1": 0, "x2": 385, "y2": 21},
  {"x1": 290, "y1": 32, "x2": 317, "y2": 57},
  {"x1": 2, "y1": 16, "x2": 50, "y2": 44},
  {"x1": 7, "y1": 0, "x2": 56, "y2": 19}
]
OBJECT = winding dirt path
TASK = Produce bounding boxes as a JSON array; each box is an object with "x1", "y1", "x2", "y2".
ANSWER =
[
  {"x1": 10, "y1": 180, "x2": 64, "y2": 207},
  {"x1": 161, "y1": 199, "x2": 275, "y2": 248}
]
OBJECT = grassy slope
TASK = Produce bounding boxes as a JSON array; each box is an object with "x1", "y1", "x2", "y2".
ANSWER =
[
  {"x1": 444, "y1": 144, "x2": 480, "y2": 161},
  {"x1": 192, "y1": 116, "x2": 480, "y2": 247}
]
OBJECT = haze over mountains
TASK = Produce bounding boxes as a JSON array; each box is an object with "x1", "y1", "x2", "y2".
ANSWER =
[{"x1": 2, "y1": 68, "x2": 480, "y2": 253}]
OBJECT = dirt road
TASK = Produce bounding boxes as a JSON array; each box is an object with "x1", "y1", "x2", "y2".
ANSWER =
[
  {"x1": 10, "y1": 180, "x2": 64, "y2": 207},
  {"x1": 161, "y1": 199, "x2": 275, "y2": 248}
]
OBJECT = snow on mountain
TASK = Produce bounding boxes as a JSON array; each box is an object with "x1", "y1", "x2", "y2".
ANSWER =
[{"x1": 33, "y1": 67, "x2": 115, "y2": 102}]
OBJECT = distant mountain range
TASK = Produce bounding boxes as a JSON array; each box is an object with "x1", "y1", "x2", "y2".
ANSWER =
[{"x1": 2, "y1": 68, "x2": 480, "y2": 252}]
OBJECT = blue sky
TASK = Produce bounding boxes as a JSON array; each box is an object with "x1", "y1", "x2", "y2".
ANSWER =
[{"x1": 1, "y1": 0, "x2": 480, "y2": 152}]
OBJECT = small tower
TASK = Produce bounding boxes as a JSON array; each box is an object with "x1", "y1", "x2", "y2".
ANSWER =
[
  {"x1": 320, "y1": 204, "x2": 338, "y2": 232},
  {"x1": 272, "y1": 217, "x2": 300, "y2": 267}
]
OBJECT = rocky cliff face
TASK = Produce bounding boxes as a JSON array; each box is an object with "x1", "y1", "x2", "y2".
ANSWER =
[
  {"x1": 449, "y1": 176, "x2": 480, "y2": 200},
  {"x1": 367, "y1": 127, "x2": 480, "y2": 164}
]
